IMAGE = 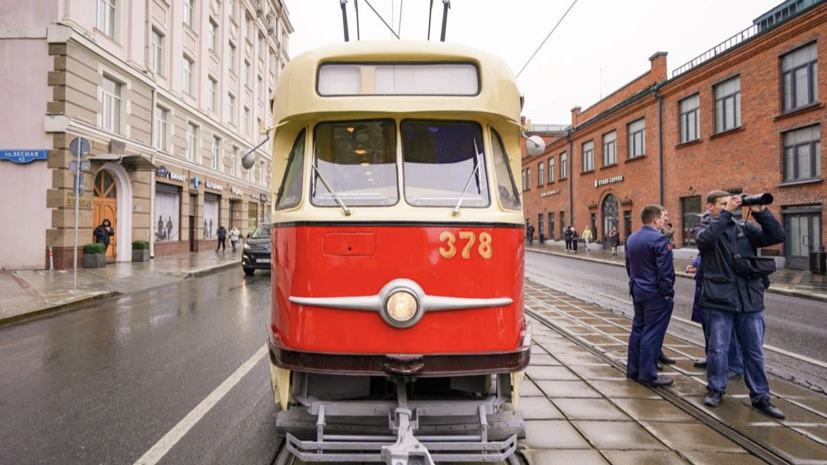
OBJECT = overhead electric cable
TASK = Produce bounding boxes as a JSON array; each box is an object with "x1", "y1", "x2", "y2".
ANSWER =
[
  {"x1": 363, "y1": 0, "x2": 400, "y2": 39},
  {"x1": 516, "y1": 0, "x2": 579, "y2": 78}
]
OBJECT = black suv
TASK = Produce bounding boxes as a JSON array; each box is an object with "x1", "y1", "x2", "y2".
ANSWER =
[{"x1": 242, "y1": 223, "x2": 272, "y2": 275}]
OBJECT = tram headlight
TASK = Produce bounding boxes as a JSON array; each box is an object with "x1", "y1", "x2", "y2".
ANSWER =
[{"x1": 386, "y1": 291, "x2": 418, "y2": 322}]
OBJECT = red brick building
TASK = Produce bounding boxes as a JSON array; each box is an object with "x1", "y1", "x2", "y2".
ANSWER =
[{"x1": 522, "y1": 0, "x2": 826, "y2": 270}]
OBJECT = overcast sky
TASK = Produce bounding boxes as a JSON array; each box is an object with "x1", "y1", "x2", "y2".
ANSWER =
[{"x1": 285, "y1": 0, "x2": 782, "y2": 124}]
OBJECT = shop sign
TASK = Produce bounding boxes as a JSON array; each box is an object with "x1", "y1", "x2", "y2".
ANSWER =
[
  {"x1": 155, "y1": 165, "x2": 187, "y2": 182},
  {"x1": 65, "y1": 191, "x2": 92, "y2": 209},
  {"x1": 205, "y1": 181, "x2": 223, "y2": 191},
  {"x1": 541, "y1": 189, "x2": 561, "y2": 198},
  {"x1": 250, "y1": 193, "x2": 260, "y2": 201},
  {"x1": 595, "y1": 175, "x2": 623, "y2": 188},
  {"x1": 192, "y1": 176, "x2": 200, "y2": 189},
  {"x1": 230, "y1": 187, "x2": 244, "y2": 196},
  {"x1": 260, "y1": 194, "x2": 268, "y2": 203},
  {"x1": 0, "y1": 150, "x2": 48, "y2": 164}
]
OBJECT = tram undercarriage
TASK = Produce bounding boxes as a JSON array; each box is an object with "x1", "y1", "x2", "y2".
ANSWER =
[{"x1": 272, "y1": 370, "x2": 525, "y2": 465}]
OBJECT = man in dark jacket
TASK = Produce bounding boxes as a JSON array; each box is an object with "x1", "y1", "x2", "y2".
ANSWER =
[
  {"x1": 693, "y1": 190, "x2": 785, "y2": 418},
  {"x1": 625, "y1": 205, "x2": 675, "y2": 387},
  {"x1": 526, "y1": 221, "x2": 535, "y2": 246},
  {"x1": 215, "y1": 225, "x2": 228, "y2": 252},
  {"x1": 93, "y1": 219, "x2": 115, "y2": 254}
]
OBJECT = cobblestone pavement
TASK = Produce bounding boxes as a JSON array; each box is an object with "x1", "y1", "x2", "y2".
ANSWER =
[{"x1": 520, "y1": 280, "x2": 827, "y2": 465}]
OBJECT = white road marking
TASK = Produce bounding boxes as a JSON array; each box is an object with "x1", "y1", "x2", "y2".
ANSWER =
[
  {"x1": 134, "y1": 344, "x2": 268, "y2": 465},
  {"x1": 525, "y1": 269, "x2": 827, "y2": 369}
]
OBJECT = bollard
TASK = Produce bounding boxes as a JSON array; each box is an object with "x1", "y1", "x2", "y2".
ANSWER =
[{"x1": 49, "y1": 247, "x2": 54, "y2": 271}]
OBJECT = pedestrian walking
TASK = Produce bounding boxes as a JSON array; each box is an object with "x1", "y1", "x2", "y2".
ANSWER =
[
  {"x1": 625, "y1": 205, "x2": 675, "y2": 387},
  {"x1": 564, "y1": 226, "x2": 573, "y2": 253},
  {"x1": 215, "y1": 224, "x2": 227, "y2": 252},
  {"x1": 571, "y1": 227, "x2": 579, "y2": 253},
  {"x1": 582, "y1": 227, "x2": 593, "y2": 252},
  {"x1": 229, "y1": 226, "x2": 240, "y2": 252},
  {"x1": 526, "y1": 221, "x2": 535, "y2": 246},
  {"x1": 694, "y1": 190, "x2": 786, "y2": 418},
  {"x1": 93, "y1": 219, "x2": 115, "y2": 255},
  {"x1": 609, "y1": 226, "x2": 620, "y2": 256}
]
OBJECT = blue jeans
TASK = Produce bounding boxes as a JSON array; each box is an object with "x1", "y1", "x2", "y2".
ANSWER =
[
  {"x1": 627, "y1": 297, "x2": 674, "y2": 382},
  {"x1": 702, "y1": 324, "x2": 743, "y2": 376},
  {"x1": 706, "y1": 309, "x2": 768, "y2": 401}
]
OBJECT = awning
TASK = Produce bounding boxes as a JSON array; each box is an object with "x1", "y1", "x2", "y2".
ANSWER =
[{"x1": 88, "y1": 154, "x2": 157, "y2": 171}]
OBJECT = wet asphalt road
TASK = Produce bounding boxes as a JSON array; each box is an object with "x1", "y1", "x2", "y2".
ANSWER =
[
  {"x1": 0, "y1": 269, "x2": 279, "y2": 465},
  {"x1": 526, "y1": 250, "x2": 827, "y2": 390}
]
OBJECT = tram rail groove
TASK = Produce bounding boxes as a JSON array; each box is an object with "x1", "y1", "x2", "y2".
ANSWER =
[{"x1": 524, "y1": 282, "x2": 790, "y2": 465}]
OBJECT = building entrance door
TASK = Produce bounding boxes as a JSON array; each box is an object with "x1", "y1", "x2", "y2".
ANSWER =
[
  {"x1": 93, "y1": 170, "x2": 117, "y2": 262},
  {"x1": 601, "y1": 194, "x2": 619, "y2": 250},
  {"x1": 784, "y1": 207, "x2": 822, "y2": 270}
]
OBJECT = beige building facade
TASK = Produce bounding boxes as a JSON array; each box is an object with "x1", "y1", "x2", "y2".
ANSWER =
[{"x1": 0, "y1": 0, "x2": 293, "y2": 270}]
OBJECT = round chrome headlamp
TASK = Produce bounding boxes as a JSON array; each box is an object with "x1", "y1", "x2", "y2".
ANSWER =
[{"x1": 385, "y1": 290, "x2": 418, "y2": 323}]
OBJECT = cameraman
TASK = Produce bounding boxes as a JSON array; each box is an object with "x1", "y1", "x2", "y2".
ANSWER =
[{"x1": 693, "y1": 190, "x2": 785, "y2": 418}]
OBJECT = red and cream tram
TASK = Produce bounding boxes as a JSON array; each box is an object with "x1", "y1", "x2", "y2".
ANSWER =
[{"x1": 265, "y1": 41, "x2": 543, "y2": 465}]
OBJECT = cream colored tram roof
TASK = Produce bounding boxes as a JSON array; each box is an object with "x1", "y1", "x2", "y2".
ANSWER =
[{"x1": 272, "y1": 41, "x2": 522, "y2": 125}]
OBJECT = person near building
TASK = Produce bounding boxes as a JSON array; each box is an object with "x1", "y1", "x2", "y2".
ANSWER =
[
  {"x1": 693, "y1": 190, "x2": 785, "y2": 418},
  {"x1": 229, "y1": 226, "x2": 240, "y2": 253},
  {"x1": 93, "y1": 219, "x2": 115, "y2": 254},
  {"x1": 216, "y1": 225, "x2": 228, "y2": 252},
  {"x1": 570, "y1": 227, "x2": 579, "y2": 253},
  {"x1": 662, "y1": 222, "x2": 676, "y2": 245},
  {"x1": 526, "y1": 221, "x2": 535, "y2": 246},
  {"x1": 625, "y1": 205, "x2": 675, "y2": 387},
  {"x1": 582, "y1": 227, "x2": 593, "y2": 252},
  {"x1": 609, "y1": 226, "x2": 620, "y2": 256},
  {"x1": 564, "y1": 226, "x2": 573, "y2": 253}
]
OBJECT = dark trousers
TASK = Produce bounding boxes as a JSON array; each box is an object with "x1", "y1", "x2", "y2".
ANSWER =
[
  {"x1": 706, "y1": 309, "x2": 766, "y2": 401},
  {"x1": 627, "y1": 297, "x2": 674, "y2": 382},
  {"x1": 565, "y1": 240, "x2": 571, "y2": 250},
  {"x1": 572, "y1": 239, "x2": 578, "y2": 251},
  {"x1": 231, "y1": 240, "x2": 238, "y2": 252},
  {"x1": 216, "y1": 238, "x2": 226, "y2": 251}
]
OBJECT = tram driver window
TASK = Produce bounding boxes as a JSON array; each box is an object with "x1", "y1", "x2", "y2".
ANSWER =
[
  {"x1": 490, "y1": 129, "x2": 521, "y2": 210},
  {"x1": 312, "y1": 120, "x2": 399, "y2": 207},
  {"x1": 401, "y1": 120, "x2": 490, "y2": 208},
  {"x1": 276, "y1": 130, "x2": 307, "y2": 211}
]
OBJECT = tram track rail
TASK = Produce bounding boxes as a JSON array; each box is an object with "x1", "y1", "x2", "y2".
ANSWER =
[{"x1": 524, "y1": 282, "x2": 791, "y2": 465}]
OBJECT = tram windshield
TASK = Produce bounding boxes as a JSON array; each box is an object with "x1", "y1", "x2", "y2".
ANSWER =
[
  {"x1": 401, "y1": 120, "x2": 489, "y2": 208},
  {"x1": 312, "y1": 120, "x2": 399, "y2": 207}
]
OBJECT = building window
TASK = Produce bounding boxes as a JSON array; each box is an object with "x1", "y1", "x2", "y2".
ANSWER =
[
  {"x1": 208, "y1": 77, "x2": 217, "y2": 112},
  {"x1": 183, "y1": 57, "x2": 194, "y2": 95},
  {"x1": 681, "y1": 196, "x2": 702, "y2": 247},
  {"x1": 680, "y1": 94, "x2": 701, "y2": 142},
  {"x1": 260, "y1": 160, "x2": 266, "y2": 186},
  {"x1": 582, "y1": 140, "x2": 594, "y2": 172},
  {"x1": 150, "y1": 29, "x2": 163, "y2": 75},
  {"x1": 212, "y1": 136, "x2": 222, "y2": 170},
  {"x1": 154, "y1": 106, "x2": 167, "y2": 151},
  {"x1": 247, "y1": 161, "x2": 254, "y2": 182},
  {"x1": 548, "y1": 212, "x2": 555, "y2": 240},
  {"x1": 231, "y1": 146, "x2": 239, "y2": 176},
  {"x1": 628, "y1": 118, "x2": 645, "y2": 158},
  {"x1": 209, "y1": 19, "x2": 218, "y2": 52},
  {"x1": 782, "y1": 42, "x2": 818, "y2": 113},
  {"x1": 187, "y1": 123, "x2": 198, "y2": 162},
  {"x1": 228, "y1": 94, "x2": 236, "y2": 124},
  {"x1": 538, "y1": 213, "x2": 544, "y2": 238},
  {"x1": 624, "y1": 211, "x2": 633, "y2": 242},
  {"x1": 228, "y1": 43, "x2": 236, "y2": 73},
  {"x1": 245, "y1": 14, "x2": 252, "y2": 41},
  {"x1": 538, "y1": 161, "x2": 544, "y2": 187},
  {"x1": 714, "y1": 77, "x2": 740, "y2": 133},
  {"x1": 602, "y1": 131, "x2": 616, "y2": 166},
  {"x1": 258, "y1": 76, "x2": 264, "y2": 101},
  {"x1": 560, "y1": 152, "x2": 567, "y2": 179},
  {"x1": 228, "y1": 0, "x2": 235, "y2": 20},
  {"x1": 783, "y1": 125, "x2": 821, "y2": 182},
  {"x1": 244, "y1": 61, "x2": 251, "y2": 88},
  {"x1": 184, "y1": 0, "x2": 195, "y2": 28},
  {"x1": 259, "y1": 33, "x2": 265, "y2": 57},
  {"x1": 548, "y1": 157, "x2": 555, "y2": 182},
  {"x1": 244, "y1": 107, "x2": 251, "y2": 135},
  {"x1": 526, "y1": 167, "x2": 531, "y2": 190},
  {"x1": 101, "y1": 76, "x2": 121, "y2": 133},
  {"x1": 97, "y1": 0, "x2": 116, "y2": 38}
]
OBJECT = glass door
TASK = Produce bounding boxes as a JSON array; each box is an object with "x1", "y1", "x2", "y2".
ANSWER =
[{"x1": 785, "y1": 212, "x2": 822, "y2": 270}]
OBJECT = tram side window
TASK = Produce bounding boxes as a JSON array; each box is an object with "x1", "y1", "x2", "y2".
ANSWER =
[
  {"x1": 276, "y1": 130, "x2": 307, "y2": 210},
  {"x1": 401, "y1": 120, "x2": 489, "y2": 208},
  {"x1": 312, "y1": 120, "x2": 398, "y2": 207},
  {"x1": 490, "y1": 129, "x2": 521, "y2": 210}
]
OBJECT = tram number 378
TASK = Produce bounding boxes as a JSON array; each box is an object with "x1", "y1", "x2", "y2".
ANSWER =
[{"x1": 439, "y1": 231, "x2": 493, "y2": 260}]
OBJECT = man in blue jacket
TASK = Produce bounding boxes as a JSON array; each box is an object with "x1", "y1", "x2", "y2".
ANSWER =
[
  {"x1": 693, "y1": 190, "x2": 786, "y2": 418},
  {"x1": 625, "y1": 205, "x2": 675, "y2": 387}
]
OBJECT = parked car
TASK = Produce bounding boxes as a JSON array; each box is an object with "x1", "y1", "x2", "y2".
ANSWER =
[{"x1": 242, "y1": 223, "x2": 272, "y2": 275}]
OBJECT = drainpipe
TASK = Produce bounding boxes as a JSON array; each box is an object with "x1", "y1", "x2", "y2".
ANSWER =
[
  {"x1": 149, "y1": 87, "x2": 157, "y2": 259},
  {"x1": 653, "y1": 85, "x2": 664, "y2": 206},
  {"x1": 567, "y1": 133, "x2": 574, "y2": 229}
]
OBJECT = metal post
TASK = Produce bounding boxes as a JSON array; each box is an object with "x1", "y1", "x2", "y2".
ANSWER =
[
  {"x1": 440, "y1": 0, "x2": 450, "y2": 41},
  {"x1": 73, "y1": 149, "x2": 80, "y2": 291},
  {"x1": 48, "y1": 247, "x2": 54, "y2": 271}
]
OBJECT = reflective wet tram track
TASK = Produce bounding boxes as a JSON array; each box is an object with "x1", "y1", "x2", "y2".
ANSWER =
[{"x1": 522, "y1": 281, "x2": 790, "y2": 465}]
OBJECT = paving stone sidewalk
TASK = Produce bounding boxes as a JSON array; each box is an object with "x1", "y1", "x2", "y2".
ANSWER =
[
  {"x1": 521, "y1": 280, "x2": 827, "y2": 465},
  {"x1": 526, "y1": 242, "x2": 827, "y2": 302},
  {"x1": 0, "y1": 250, "x2": 242, "y2": 325}
]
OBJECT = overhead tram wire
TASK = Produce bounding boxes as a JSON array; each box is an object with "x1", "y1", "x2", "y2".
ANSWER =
[
  {"x1": 363, "y1": 0, "x2": 400, "y2": 39},
  {"x1": 516, "y1": 0, "x2": 580, "y2": 78}
]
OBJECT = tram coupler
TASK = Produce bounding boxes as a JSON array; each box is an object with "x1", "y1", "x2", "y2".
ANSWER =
[{"x1": 381, "y1": 407, "x2": 434, "y2": 465}]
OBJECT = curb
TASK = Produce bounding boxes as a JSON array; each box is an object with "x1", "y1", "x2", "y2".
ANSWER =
[
  {"x1": 0, "y1": 260, "x2": 242, "y2": 327},
  {"x1": 526, "y1": 246, "x2": 827, "y2": 304}
]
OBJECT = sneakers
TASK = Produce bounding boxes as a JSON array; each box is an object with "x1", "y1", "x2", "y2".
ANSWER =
[
  {"x1": 639, "y1": 378, "x2": 673, "y2": 388},
  {"x1": 752, "y1": 396, "x2": 786, "y2": 419},
  {"x1": 703, "y1": 389, "x2": 723, "y2": 407},
  {"x1": 693, "y1": 359, "x2": 708, "y2": 368}
]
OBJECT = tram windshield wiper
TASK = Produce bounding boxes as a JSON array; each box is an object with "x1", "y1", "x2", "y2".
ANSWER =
[
  {"x1": 452, "y1": 139, "x2": 483, "y2": 216},
  {"x1": 311, "y1": 144, "x2": 351, "y2": 216}
]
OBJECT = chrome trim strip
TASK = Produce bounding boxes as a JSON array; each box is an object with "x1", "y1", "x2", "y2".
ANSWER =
[{"x1": 288, "y1": 295, "x2": 382, "y2": 311}]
